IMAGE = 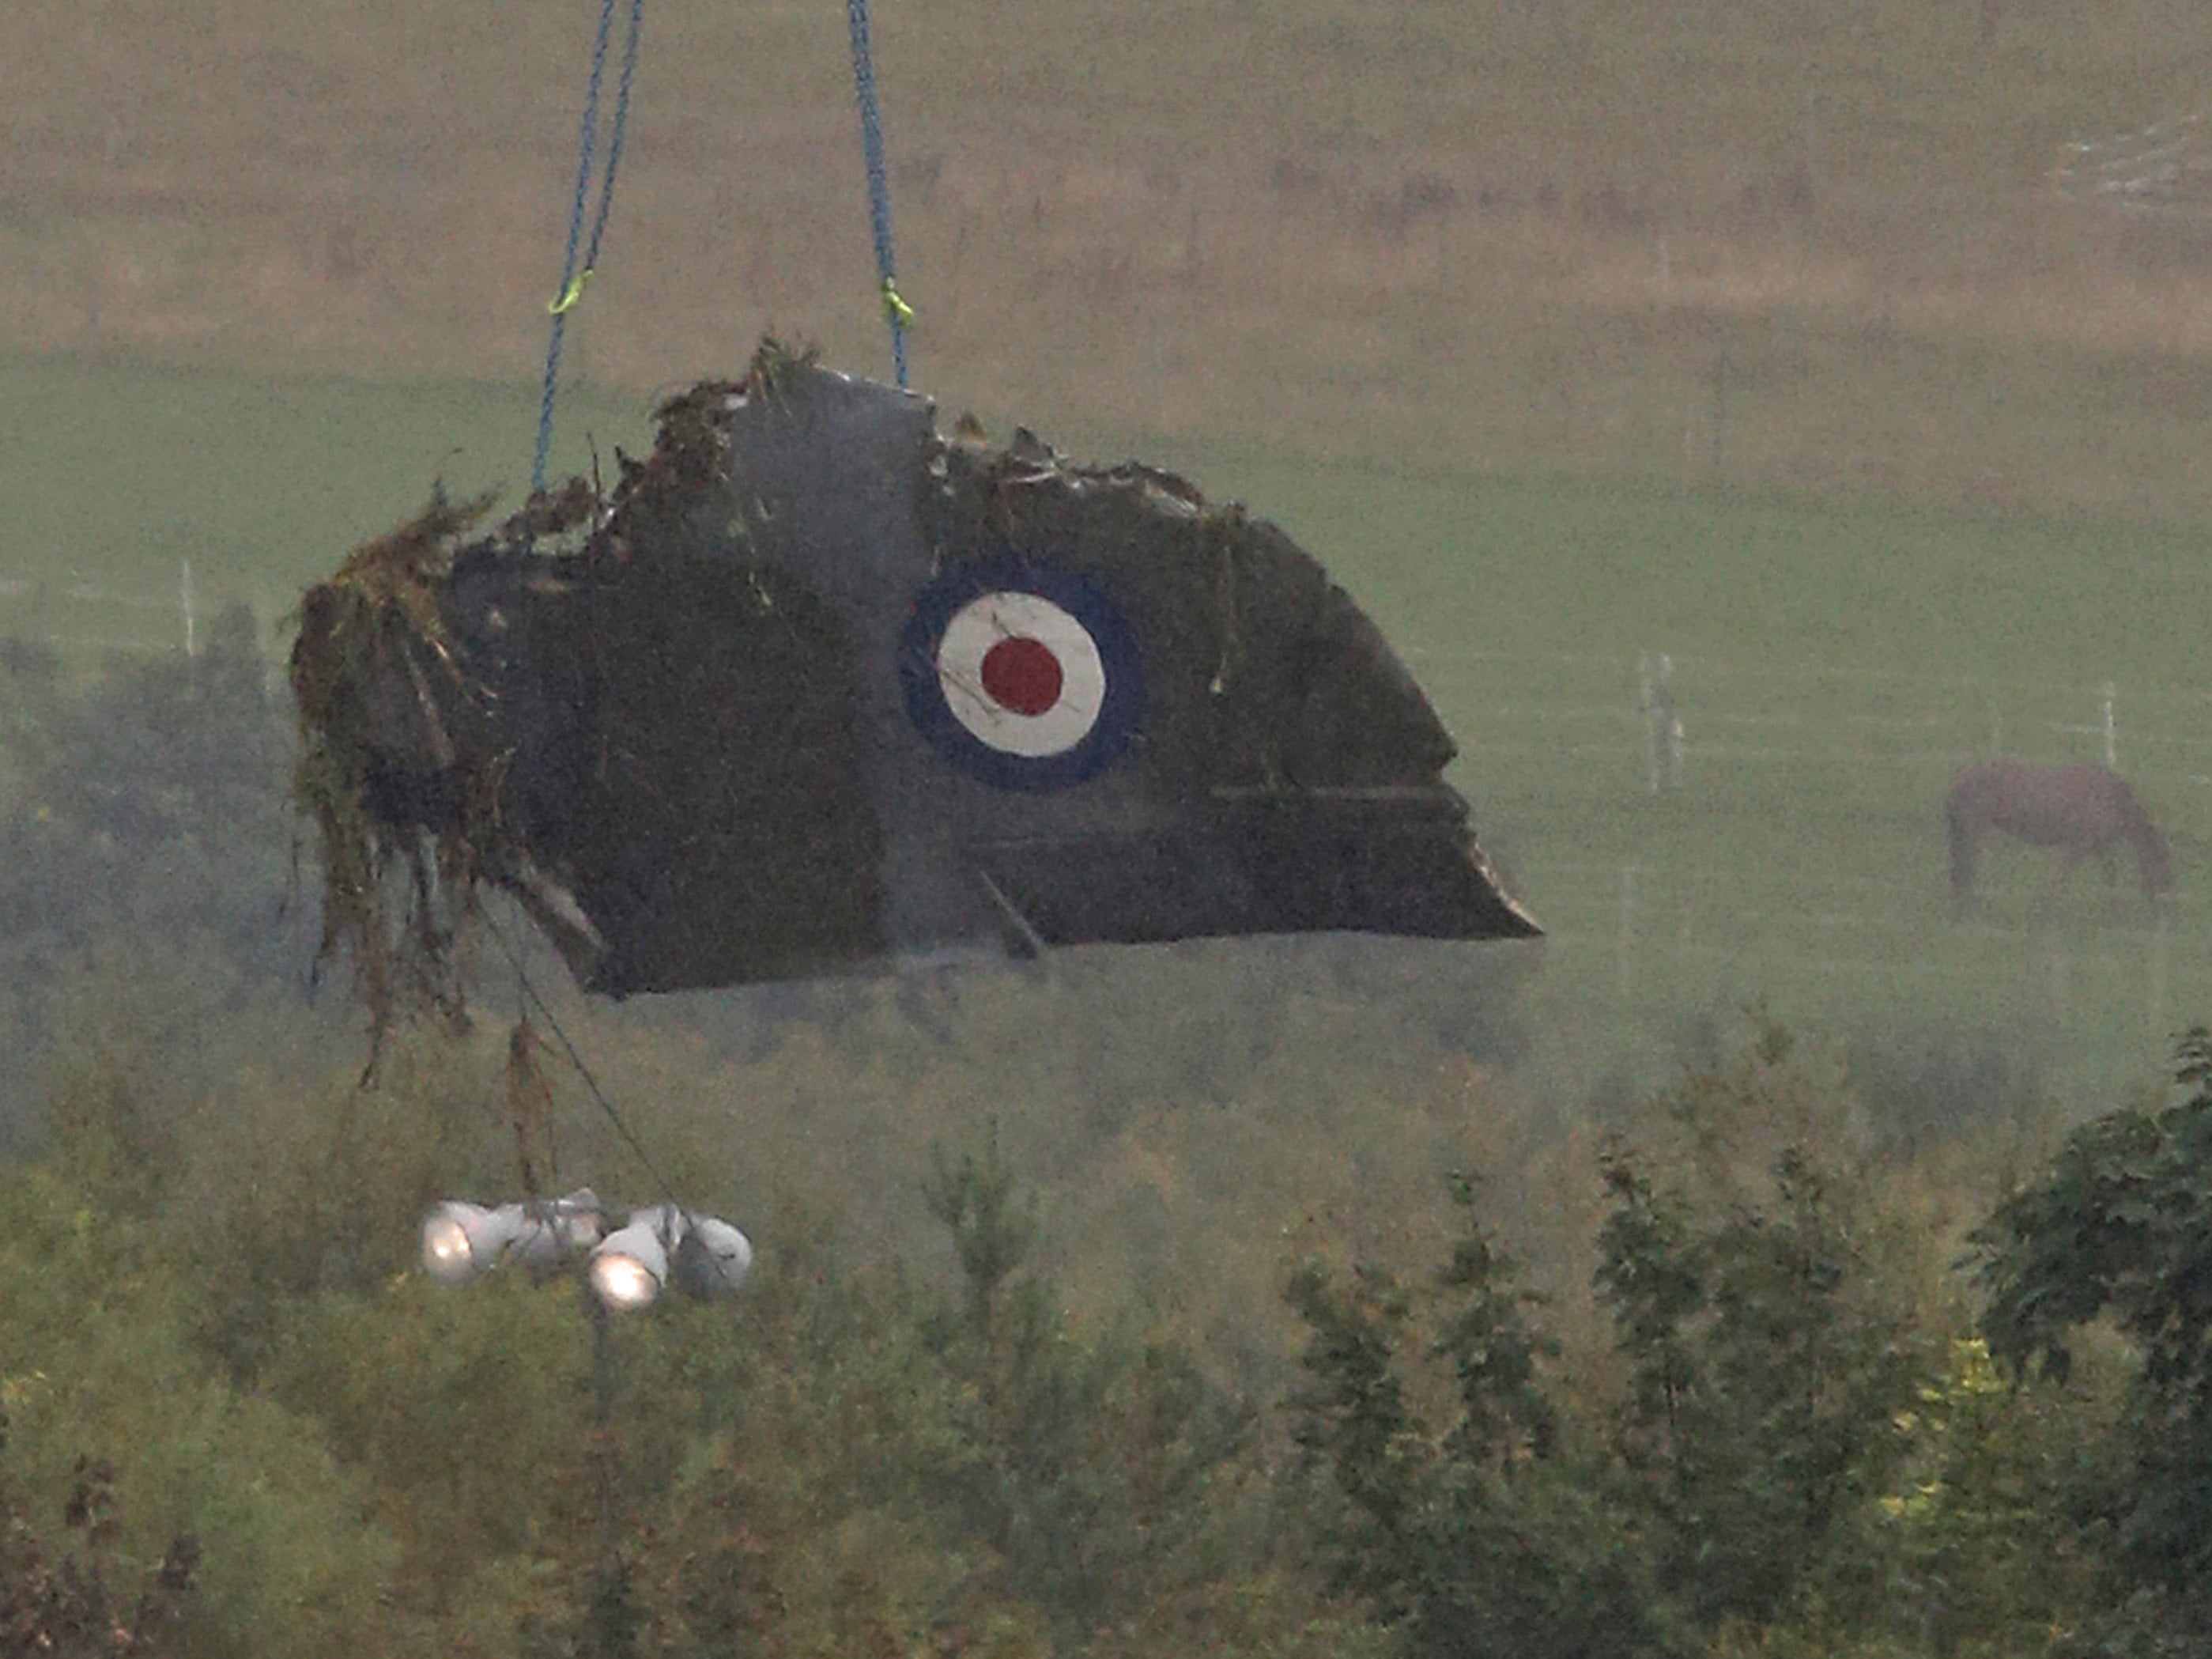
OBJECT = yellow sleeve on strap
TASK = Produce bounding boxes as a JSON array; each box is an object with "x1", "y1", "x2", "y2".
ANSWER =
[
  {"x1": 549, "y1": 268, "x2": 595, "y2": 316},
  {"x1": 881, "y1": 276, "x2": 915, "y2": 330}
]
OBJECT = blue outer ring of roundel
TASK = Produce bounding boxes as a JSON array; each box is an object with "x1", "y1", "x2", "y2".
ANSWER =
[{"x1": 899, "y1": 557, "x2": 1145, "y2": 792}]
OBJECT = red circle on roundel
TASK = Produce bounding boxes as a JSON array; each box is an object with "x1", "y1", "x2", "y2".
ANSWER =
[{"x1": 980, "y1": 636, "x2": 1064, "y2": 716}]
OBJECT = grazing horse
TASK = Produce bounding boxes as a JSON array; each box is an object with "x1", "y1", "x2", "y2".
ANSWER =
[{"x1": 1946, "y1": 758, "x2": 2172, "y2": 913}]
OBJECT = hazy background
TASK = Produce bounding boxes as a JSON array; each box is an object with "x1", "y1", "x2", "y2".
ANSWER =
[
  {"x1": 9, "y1": 6, "x2": 2212, "y2": 1652},
  {"x1": 6, "y1": 0, "x2": 2209, "y2": 1111}
]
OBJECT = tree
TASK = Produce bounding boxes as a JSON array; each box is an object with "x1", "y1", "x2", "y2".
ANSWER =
[
  {"x1": 1975, "y1": 1026, "x2": 2212, "y2": 1647},
  {"x1": 1591, "y1": 1049, "x2": 1919, "y2": 1636},
  {"x1": 1285, "y1": 1174, "x2": 1668, "y2": 1659},
  {"x1": 919, "y1": 1131, "x2": 1256, "y2": 1638},
  {"x1": 0, "y1": 1438, "x2": 198, "y2": 1659}
]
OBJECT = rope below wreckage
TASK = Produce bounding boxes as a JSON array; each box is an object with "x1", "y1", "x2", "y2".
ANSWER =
[{"x1": 532, "y1": 0, "x2": 646, "y2": 498}]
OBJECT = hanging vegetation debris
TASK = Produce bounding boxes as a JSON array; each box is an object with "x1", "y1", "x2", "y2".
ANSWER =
[{"x1": 290, "y1": 339, "x2": 1536, "y2": 1031}]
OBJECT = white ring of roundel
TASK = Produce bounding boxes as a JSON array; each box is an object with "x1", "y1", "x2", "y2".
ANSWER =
[{"x1": 934, "y1": 591, "x2": 1107, "y2": 758}]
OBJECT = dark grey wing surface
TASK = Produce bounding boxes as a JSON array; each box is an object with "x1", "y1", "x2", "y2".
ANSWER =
[{"x1": 300, "y1": 353, "x2": 1535, "y2": 998}]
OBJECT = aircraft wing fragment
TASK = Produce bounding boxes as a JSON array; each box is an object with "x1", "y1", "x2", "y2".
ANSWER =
[{"x1": 291, "y1": 345, "x2": 1536, "y2": 1002}]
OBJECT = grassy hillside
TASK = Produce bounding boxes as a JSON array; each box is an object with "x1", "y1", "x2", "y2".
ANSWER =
[
  {"x1": 9, "y1": 1, "x2": 2212, "y2": 508},
  {"x1": 0, "y1": 353, "x2": 649, "y2": 616}
]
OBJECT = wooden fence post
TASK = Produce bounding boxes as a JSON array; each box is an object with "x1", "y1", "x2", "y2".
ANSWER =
[
  {"x1": 1642, "y1": 654, "x2": 1681, "y2": 792},
  {"x1": 1617, "y1": 864, "x2": 1638, "y2": 997},
  {"x1": 1639, "y1": 655, "x2": 1656, "y2": 792},
  {"x1": 2149, "y1": 914, "x2": 2170, "y2": 1041}
]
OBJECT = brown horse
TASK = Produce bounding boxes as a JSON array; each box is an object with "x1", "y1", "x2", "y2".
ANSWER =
[{"x1": 1946, "y1": 758, "x2": 2172, "y2": 913}]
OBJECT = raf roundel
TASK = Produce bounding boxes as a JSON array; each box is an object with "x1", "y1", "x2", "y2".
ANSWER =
[{"x1": 900, "y1": 561, "x2": 1143, "y2": 790}]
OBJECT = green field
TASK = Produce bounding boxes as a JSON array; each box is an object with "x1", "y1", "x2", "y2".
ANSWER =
[
  {"x1": 0, "y1": 353, "x2": 653, "y2": 633},
  {"x1": 1162, "y1": 448, "x2": 2212, "y2": 1103},
  {"x1": 4, "y1": 348, "x2": 2201, "y2": 1110}
]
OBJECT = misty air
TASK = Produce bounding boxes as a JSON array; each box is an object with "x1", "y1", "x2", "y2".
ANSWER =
[{"x1": 4, "y1": 5, "x2": 2211, "y2": 1657}]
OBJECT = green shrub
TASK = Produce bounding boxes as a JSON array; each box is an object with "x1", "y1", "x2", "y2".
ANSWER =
[
  {"x1": 0, "y1": 1162, "x2": 408, "y2": 1659},
  {"x1": 1591, "y1": 1031, "x2": 1925, "y2": 1638},
  {"x1": 1974, "y1": 1027, "x2": 2212, "y2": 1653},
  {"x1": 1865, "y1": 1336, "x2": 2104, "y2": 1657},
  {"x1": 1285, "y1": 1173, "x2": 1670, "y2": 1659}
]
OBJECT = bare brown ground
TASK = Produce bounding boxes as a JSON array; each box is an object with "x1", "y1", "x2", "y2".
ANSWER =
[{"x1": 14, "y1": 0, "x2": 2212, "y2": 514}]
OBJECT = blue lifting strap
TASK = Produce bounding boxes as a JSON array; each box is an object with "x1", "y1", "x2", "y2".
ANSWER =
[{"x1": 533, "y1": 0, "x2": 646, "y2": 498}]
